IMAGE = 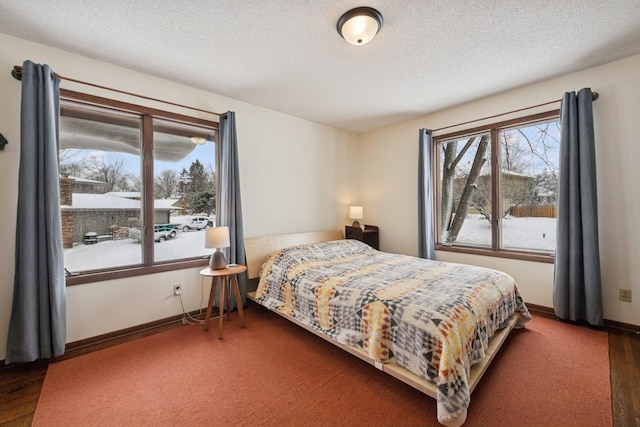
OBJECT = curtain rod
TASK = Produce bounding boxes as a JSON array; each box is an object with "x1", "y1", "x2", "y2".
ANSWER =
[
  {"x1": 432, "y1": 91, "x2": 599, "y2": 133},
  {"x1": 11, "y1": 65, "x2": 222, "y2": 117}
]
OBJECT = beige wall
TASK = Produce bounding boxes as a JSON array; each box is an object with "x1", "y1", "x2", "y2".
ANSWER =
[
  {"x1": 359, "y1": 55, "x2": 640, "y2": 327},
  {"x1": 0, "y1": 33, "x2": 359, "y2": 360},
  {"x1": 2, "y1": 31, "x2": 638, "y2": 362}
]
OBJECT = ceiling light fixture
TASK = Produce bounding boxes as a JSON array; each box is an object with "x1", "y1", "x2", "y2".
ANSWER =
[
  {"x1": 190, "y1": 136, "x2": 207, "y2": 145},
  {"x1": 337, "y1": 6, "x2": 383, "y2": 46}
]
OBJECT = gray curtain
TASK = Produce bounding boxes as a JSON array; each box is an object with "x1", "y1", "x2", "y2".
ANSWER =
[
  {"x1": 418, "y1": 129, "x2": 435, "y2": 260},
  {"x1": 217, "y1": 111, "x2": 246, "y2": 307},
  {"x1": 553, "y1": 88, "x2": 603, "y2": 326},
  {"x1": 6, "y1": 60, "x2": 66, "y2": 364}
]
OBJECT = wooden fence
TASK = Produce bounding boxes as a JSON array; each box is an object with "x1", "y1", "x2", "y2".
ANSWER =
[{"x1": 509, "y1": 205, "x2": 557, "y2": 218}]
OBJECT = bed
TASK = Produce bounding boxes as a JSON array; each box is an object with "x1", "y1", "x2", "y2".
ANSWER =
[{"x1": 245, "y1": 230, "x2": 530, "y2": 426}]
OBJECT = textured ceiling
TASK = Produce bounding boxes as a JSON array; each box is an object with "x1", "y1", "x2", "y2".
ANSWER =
[{"x1": 2, "y1": 1, "x2": 640, "y2": 134}]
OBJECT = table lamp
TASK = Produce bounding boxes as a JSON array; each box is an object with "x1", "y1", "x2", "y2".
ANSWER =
[
  {"x1": 349, "y1": 206, "x2": 364, "y2": 228},
  {"x1": 205, "y1": 226, "x2": 230, "y2": 269}
]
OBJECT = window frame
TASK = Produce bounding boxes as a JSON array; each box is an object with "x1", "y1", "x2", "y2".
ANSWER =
[
  {"x1": 432, "y1": 110, "x2": 559, "y2": 264},
  {"x1": 60, "y1": 89, "x2": 220, "y2": 285}
]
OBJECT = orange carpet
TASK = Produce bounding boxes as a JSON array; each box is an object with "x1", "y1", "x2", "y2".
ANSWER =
[{"x1": 33, "y1": 305, "x2": 611, "y2": 426}]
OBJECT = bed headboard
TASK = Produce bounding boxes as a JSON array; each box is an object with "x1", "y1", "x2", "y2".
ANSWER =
[{"x1": 244, "y1": 229, "x2": 344, "y2": 279}]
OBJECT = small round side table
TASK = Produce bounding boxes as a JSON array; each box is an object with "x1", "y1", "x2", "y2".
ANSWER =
[{"x1": 199, "y1": 264, "x2": 247, "y2": 339}]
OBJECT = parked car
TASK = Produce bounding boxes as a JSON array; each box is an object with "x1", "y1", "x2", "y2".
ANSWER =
[
  {"x1": 128, "y1": 224, "x2": 178, "y2": 242},
  {"x1": 178, "y1": 216, "x2": 210, "y2": 232}
]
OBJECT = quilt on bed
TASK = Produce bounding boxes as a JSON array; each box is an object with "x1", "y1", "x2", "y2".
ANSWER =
[{"x1": 255, "y1": 239, "x2": 531, "y2": 424}]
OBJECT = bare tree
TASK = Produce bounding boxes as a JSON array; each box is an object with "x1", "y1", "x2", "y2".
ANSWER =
[
  {"x1": 502, "y1": 131, "x2": 529, "y2": 174},
  {"x1": 129, "y1": 175, "x2": 142, "y2": 192},
  {"x1": 440, "y1": 135, "x2": 488, "y2": 244},
  {"x1": 516, "y1": 124, "x2": 559, "y2": 171},
  {"x1": 154, "y1": 169, "x2": 179, "y2": 199},
  {"x1": 59, "y1": 149, "x2": 86, "y2": 177},
  {"x1": 86, "y1": 157, "x2": 134, "y2": 192},
  {"x1": 446, "y1": 136, "x2": 489, "y2": 243}
]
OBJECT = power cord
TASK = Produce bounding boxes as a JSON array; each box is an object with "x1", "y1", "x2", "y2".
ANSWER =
[
  {"x1": 178, "y1": 277, "x2": 208, "y2": 325},
  {"x1": 177, "y1": 276, "x2": 236, "y2": 326}
]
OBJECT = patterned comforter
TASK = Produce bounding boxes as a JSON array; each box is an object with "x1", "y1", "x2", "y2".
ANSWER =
[{"x1": 255, "y1": 239, "x2": 530, "y2": 424}]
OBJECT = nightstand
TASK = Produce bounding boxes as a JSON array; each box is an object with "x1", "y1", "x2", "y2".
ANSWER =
[
  {"x1": 345, "y1": 225, "x2": 379, "y2": 250},
  {"x1": 200, "y1": 264, "x2": 247, "y2": 339}
]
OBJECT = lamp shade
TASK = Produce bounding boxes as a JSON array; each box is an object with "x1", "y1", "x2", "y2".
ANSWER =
[
  {"x1": 349, "y1": 206, "x2": 364, "y2": 220},
  {"x1": 337, "y1": 7, "x2": 383, "y2": 45},
  {"x1": 205, "y1": 226, "x2": 230, "y2": 249}
]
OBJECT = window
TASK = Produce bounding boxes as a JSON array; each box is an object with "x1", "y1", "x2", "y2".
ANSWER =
[
  {"x1": 434, "y1": 111, "x2": 559, "y2": 262},
  {"x1": 59, "y1": 90, "x2": 218, "y2": 283}
]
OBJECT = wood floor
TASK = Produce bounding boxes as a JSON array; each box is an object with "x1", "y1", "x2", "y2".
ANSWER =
[
  {"x1": 609, "y1": 329, "x2": 640, "y2": 427},
  {"x1": 1, "y1": 320, "x2": 639, "y2": 427}
]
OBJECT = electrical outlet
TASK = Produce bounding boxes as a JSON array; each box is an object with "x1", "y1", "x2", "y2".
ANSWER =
[
  {"x1": 619, "y1": 288, "x2": 632, "y2": 303},
  {"x1": 173, "y1": 284, "x2": 183, "y2": 296}
]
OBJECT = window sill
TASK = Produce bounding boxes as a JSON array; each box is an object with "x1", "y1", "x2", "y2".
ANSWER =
[
  {"x1": 65, "y1": 258, "x2": 209, "y2": 286},
  {"x1": 435, "y1": 245, "x2": 555, "y2": 264}
]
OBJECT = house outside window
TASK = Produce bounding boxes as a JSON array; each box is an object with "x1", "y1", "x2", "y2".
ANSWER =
[
  {"x1": 434, "y1": 110, "x2": 560, "y2": 262},
  {"x1": 59, "y1": 90, "x2": 218, "y2": 284}
]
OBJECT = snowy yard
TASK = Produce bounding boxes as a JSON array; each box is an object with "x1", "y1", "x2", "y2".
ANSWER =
[
  {"x1": 455, "y1": 214, "x2": 556, "y2": 251},
  {"x1": 63, "y1": 215, "x2": 557, "y2": 272},
  {"x1": 64, "y1": 228, "x2": 211, "y2": 271}
]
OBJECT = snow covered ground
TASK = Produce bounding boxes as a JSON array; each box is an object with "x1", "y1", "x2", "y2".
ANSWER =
[
  {"x1": 64, "y1": 228, "x2": 210, "y2": 271},
  {"x1": 455, "y1": 214, "x2": 556, "y2": 251},
  {"x1": 63, "y1": 215, "x2": 557, "y2": 272}
]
